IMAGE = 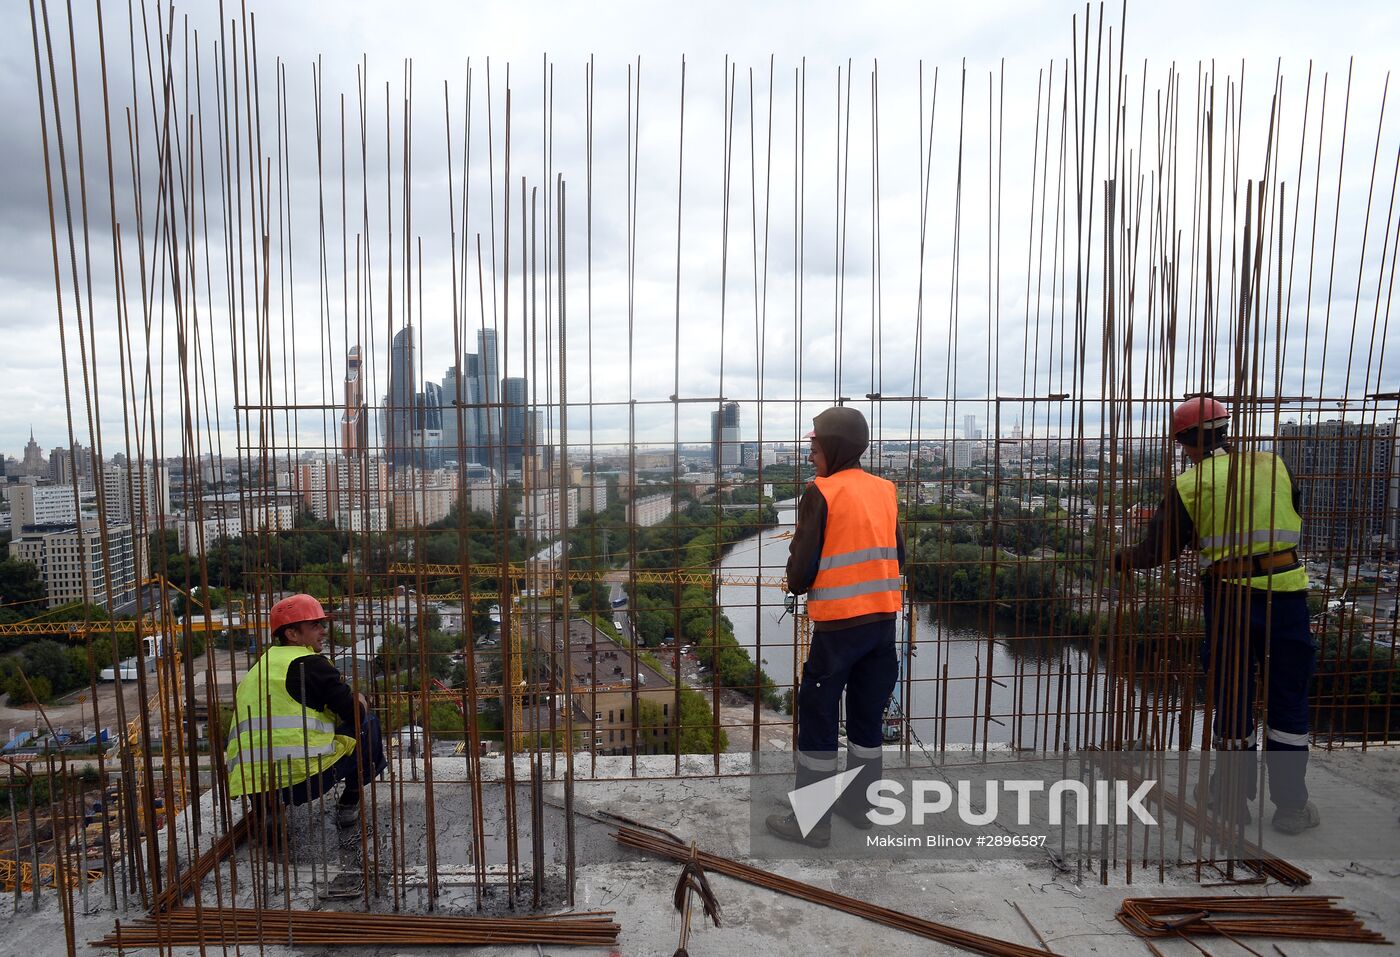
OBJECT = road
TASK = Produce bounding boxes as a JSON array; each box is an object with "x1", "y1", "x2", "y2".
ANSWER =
[{"x1": 0, "y1": 649, "x2": 249, "y2": 743}]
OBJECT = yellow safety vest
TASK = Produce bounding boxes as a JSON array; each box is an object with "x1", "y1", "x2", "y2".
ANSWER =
[
  {"x1": 225, "y1": 644, "x2": 356, "y2": 798},
  {"x1": 1175, "y1": 449, "x2": 1309, "y2": 592}
]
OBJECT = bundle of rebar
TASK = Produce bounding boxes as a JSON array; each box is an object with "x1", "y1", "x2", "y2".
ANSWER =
[
  {"x1": 94, "y1": 906, "x2": 621, "y2": 949},
  {"x1": 147, "y1": 812, "x2": 252, "y2": 914},
  {"x1": 1117, "y1": 895, "x2": 1389, "y2": 945},
  {"x1": 614, "y1": 826, "x2": 1063, "y2": 957}
]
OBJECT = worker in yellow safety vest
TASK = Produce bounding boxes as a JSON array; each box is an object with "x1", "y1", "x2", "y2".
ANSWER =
[
  {"x1": 226, "y1": 594, "x2": 385, "y2": 829},
  {"x1": 1113, "y1": 397, "x2": 1319, "y2": 835},
  {"x1": 767, "y1": 406, "x2": 905, "y2": 848}
]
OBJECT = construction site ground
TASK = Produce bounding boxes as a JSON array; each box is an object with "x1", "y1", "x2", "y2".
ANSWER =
[{"x1": 3, "y1": 752, "x2": 1397, "y2": 956}]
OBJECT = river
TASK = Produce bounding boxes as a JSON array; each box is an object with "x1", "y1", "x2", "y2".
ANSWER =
[{"x1": 717, "y1": 499, "x2": 1195, "y2": 749}]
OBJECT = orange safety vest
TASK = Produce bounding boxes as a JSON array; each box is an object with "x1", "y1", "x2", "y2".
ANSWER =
[{"x1": 806, "y1": 468, "x2": 903, "y2": 621}]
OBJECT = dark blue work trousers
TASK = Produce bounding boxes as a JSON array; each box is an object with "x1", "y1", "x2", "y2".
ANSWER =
[
  {"x1": 795, "y1": 619, "x2": 899, "y2": 821},
  {"x1": 278, "y1": 711, "x2": 387, "y2": 807},
  {"x1": 1201, "y1": 584, "x2": 1315, "y2": 810}
]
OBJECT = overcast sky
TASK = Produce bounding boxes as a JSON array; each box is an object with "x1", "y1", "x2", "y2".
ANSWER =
[{"x1": 2, "y1": 0, "x2": 1396, "y2": 464}]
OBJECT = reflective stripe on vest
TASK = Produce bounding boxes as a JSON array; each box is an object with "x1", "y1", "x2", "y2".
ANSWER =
[
  {"x1": 806, "y1": 469, "x2": 902, "y2": 621},
  {"x1": 1175, "y1": 450, "x2": 1309, "y2": 592},
  {"x1": 225, "y1": 644, "x2": 355, "y2": 798}
]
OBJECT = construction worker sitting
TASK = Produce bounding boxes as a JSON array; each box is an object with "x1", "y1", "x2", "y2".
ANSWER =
[
  {"x1": 767, "y1": 406, "x2": 905, "y2": 847},
  {"x1": 225, "y1": 593, "x2": 386, "y2": 829},
  {"x1": 1112, "y1": 397, "x2": 1319, "y2": 835}
]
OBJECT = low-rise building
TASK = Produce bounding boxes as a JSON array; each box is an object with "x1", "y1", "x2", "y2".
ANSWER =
[{"x1": 542, "y1": 618, "x2": 674, "y2": 756}]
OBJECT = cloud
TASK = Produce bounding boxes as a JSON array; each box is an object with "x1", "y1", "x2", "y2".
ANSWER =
[{"x1": 1, "y1": 0, "x2": 1397, "y2": 462}]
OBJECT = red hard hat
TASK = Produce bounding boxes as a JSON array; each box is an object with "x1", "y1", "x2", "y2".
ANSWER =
[
  {"x1": 269, "y1": 594, "x2": 328, "y2": 637},
  {"x1": 1171, "y1": 397, "x2": 1229, "y2": 437}
]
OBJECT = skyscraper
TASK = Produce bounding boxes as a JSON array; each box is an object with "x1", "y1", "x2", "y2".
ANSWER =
[
  {"x1": 711, "y1": 402, "x2": 740, "y2": 470},
  {"x1": 385, "y1": 327, "x2": 416, "y2": 467},
  {"x1": 341, "y1": 345, "x2": 368, "y2": 458},
  {"x1": 442, "y1": 355, "x2": 485, "y2": 465},
  {"x1": 964, "y1": 414, "x2": 979, "y2": 441},
  {"x1": 502, "y1": 376, "x2": 529, "y2": 470},
  {"x1": 476, "y1": 328, "x2": 501, "y2": 470},
  {"x1": 21, "y1": 429, "x2": 46, "y2": 476},
  {"x1": 413, "y1": 382, "x2": 445, "y2": 469}
]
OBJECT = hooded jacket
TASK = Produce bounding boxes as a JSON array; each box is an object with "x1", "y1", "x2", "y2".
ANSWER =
[{"x1": 786, "y1": 408, "x2": 906, "y2": 631}]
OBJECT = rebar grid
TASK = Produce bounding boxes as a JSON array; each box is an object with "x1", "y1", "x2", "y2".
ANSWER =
[{"x1": 2, "y1": 0, "x2": 1397, "y2": 949}]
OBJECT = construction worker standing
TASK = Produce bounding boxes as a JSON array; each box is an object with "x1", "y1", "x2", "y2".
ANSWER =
[
  {"x1": 226, "y1": 593, "x2": 386, "y2": 829},
  {"x1": 767, "y1": 406, "x2": 905, "y2": 847},
  {"x1": 1112, "y1": 397, "x2": 1319, "y2": 835}
]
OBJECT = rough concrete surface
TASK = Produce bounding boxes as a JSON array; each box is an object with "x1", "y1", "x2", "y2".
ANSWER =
[{"x1": 4, "y1": 753, "x2": 1397, "y2": 956}]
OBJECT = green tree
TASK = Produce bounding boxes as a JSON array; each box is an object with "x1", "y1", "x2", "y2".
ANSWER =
[
  {"x1": 0, "y1": 557, "x2": 47, "y2": 624},
  {"x1": 638, "y1": 688, "x2": 728, "y2": 754}
]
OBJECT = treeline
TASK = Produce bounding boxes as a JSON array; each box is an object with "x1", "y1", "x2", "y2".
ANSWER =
[{"x1": 903, "y1": 502, "x2": 1104, "y2": 632}]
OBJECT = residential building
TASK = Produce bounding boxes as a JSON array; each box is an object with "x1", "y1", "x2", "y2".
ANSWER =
[
  {"x1": 546, "y1": 618, "x2": 674, "y2": 755},
  {"x1": 9, "y1": 521, "x2": 139, "y2": 609},
  {"x1": 295, "y1": 456, "x2": 390, "y2": 525},
  {"x1": 516, "y1": 486, "x2": 579, "y2": 539},
  {"x1": 627, "y1": 492, "x2": 673, "y2": 528},
  {"x1": 176, "y1": 491, "x2": 297, "y2": 556},
  {"x1": 11, "y1": 483, "x2": 78, "y2": 528},
  {"x1": 1277, "y1": 418, "x2": 1400, "y2": 560},
  {"x1": 391, "y1": 468, "x2": 459, "y2": 527},
  {"x1": 579, "y1": 474, "x2": 610, "y2": 514},
  {"x1": 100, "y1": 463, "x2": 171, "y2": 528}
]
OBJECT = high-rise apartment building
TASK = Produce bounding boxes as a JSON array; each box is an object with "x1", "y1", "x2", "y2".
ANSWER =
[
  {"x1": 1277, "y1": 418, "x2": 1399, "y2": 561},
  {"x1": 295, "y1": 456, "x2": 389, "y2": 526},
  {"x1": 100, "y1": 463, "x2": 171, "y2": 528},
  {"x1": 11, "y1": 483, "x2": 78, "y2": 528}
]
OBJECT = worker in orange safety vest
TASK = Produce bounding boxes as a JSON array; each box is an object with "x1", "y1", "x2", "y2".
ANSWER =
[{"x1": 766, "y1": 406, "x2": 905, "y2": 848}]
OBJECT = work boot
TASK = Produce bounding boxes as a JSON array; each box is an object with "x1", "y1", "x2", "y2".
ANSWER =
[
  {"x1": 1206, "y1": 769, "x2": 1254, "y2": 827},
  {"x1": 832, "y1": 800, "x2": 874, "y2": 830},
  {"x1": 1271, "y1": 802, "x2": 1320, "y2": 835},
  {"x1": 764, "y1": 811, "x2": 830, "y2": 848},
  {"x1": 335, "y1": 796, "x2": 361, "y2": 829}
]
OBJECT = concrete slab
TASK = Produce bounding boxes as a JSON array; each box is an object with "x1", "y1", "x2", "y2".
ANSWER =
[{"x1": 3, "y1": 754, "x2": 1396, "y2": 956}]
